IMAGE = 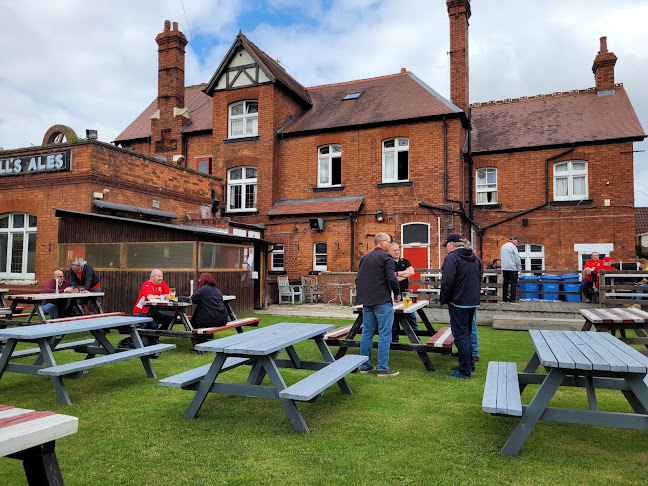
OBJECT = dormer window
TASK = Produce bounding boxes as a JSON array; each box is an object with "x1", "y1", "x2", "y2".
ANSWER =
[
  {"x1": 343, "y1": 91, "x2": 363, "y2": 100},
  {"x1": 229, "y1": 100, "x2": 258, "y2": 138}
]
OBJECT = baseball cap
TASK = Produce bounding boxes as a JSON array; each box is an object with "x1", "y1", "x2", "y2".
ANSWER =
[
  {"x1": 603, "y1": 256, "x2": 613, "y2": 263},
  {"x1": 444, "y1": 234, "x2": 462, "y2": 246},
  {"x1": 510, "y1": 236, "x2": 519, "y2": 241}
]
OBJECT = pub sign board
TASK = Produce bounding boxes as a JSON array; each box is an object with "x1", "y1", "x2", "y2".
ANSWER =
[{"x1": 0, "y1": 149, "x2": 72, "y2": 177}]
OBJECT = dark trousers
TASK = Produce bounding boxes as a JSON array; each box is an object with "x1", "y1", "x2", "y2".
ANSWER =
[
  {"x1": 448, "y1": 304, "x2": 475, "y2": 376},
  {"x1": 503, "y1": 270, "x2": 519, "y2": 302}
]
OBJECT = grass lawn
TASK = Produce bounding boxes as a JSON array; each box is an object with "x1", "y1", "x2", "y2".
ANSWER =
[{"x1": 1, "y1": 315, "x2": 647, "y2": 485}]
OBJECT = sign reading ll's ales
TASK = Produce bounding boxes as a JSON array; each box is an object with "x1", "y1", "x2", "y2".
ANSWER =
[{"x1": 0, "y1": 149, "x2": 72, "y2": 177}]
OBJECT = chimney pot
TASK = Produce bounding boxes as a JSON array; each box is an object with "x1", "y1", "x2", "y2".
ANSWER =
[
  {"x1": 164, "y1": 20, "x2": 170, "y2": 32},
  {"x1": 599, "y1": 36, "x2": 607, "y2": 54},
  {"x1": 173, "y1": 22, "x2": 178, "y2": 31},
  {"x1": 401, "y1": 68, "x2": 407, "y2": 74}
]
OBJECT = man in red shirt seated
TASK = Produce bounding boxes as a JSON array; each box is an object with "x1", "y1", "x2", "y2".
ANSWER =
[
  {"x1": 580, "y1": 252, "x2": 605, "y2": 303},
  {"x1": 132, "y1": 269, "x2": 174, "y2": 330}
]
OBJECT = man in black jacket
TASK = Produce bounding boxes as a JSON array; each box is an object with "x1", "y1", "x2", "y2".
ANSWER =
[
  {"x1": 356, "y1": 232, "x2": 401, "y2": 377},
  {"x1": 440, "y1": 234, "x2": 482, "y2": 379}
]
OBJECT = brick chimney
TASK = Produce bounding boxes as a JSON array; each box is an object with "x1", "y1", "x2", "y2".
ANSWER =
[
  {"x1": 151, "y1": 20, "x2": 189, "y2": 159},
  {"x1": 592, "y1": 36, "x2": 617, "y2": 94},
  {"x1": 446, "y1": 0, "x2": 471, "y2": 113}
]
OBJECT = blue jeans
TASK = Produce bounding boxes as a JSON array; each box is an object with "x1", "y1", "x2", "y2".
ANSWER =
[
  {"x1": 360, "y1": 302, "x2": 394, "y2": 371},
  {"x1": 392, "y1": 312, "x2": 418, "y2": 342},
  {"x1": 471, "y1": 311, "x2": 479, "y2": 358},
  {"x1": 580, "y1": 279, "x2": 594, "y2": 301},
  {"x1": 42, "y1": 303, "x2": 59, "y2": 320},
  {"x1": 135, "y1": 311, "x2": 174, "y2": 330},
  {"x1": 448, "y1": 304, "x2": 475, "y2": 376},
  {"x1": 632, "y1": 284, "x2": 648, "y2": 300}
]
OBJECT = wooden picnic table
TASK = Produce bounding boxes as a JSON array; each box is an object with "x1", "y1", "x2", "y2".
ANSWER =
[
  {"x1": 6, "y1": 291, "x2": 104, "y2": 323},
  {"x1": 143, "y1": 295, "x2": 237, "y2": 332},
  {"x1": 0, "y1": 288, "x2": 8, "y2": 307},
  {"x1": 580, "y1": 307, "x2": 648, "y2": 355},
  {"x1": 483, "y1": 330, "x2": 648, "y2": 456},
  {"x1": 0, "y1": 404, "x2": 78, "y2": 485},
  {"x1": 327, "y1": 300, "x2": 453, "y2": 371},
  {"x1": 0, "y1": 315, "x2": 175, "y2": 405},
  {"x1": 159, "y1": 322, "x2": 367, "y2": 433}
]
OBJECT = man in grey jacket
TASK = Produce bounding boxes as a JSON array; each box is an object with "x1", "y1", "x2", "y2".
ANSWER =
[{"x1": 500, "y1": 236, "x2": 522, "y2": 302}]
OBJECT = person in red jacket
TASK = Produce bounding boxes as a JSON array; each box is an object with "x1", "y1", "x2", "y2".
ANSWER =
[
  {"x1": 133, "y1": 269, "x2": 174, "y2": 330},
  {"x1": 580, "y1": 252, "x2": 605, "y2": 302}
]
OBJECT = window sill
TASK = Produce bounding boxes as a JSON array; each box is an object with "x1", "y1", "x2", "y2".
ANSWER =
[
  {"x1": 223, "y1": 136, "x2": 261, "y2": 144},
  {"x1": 313, "y1": 186, "x2": 345, "y2": 193},
  {"x1": 473, "y1": 203, "x2": 502, "y2": 209},
  {"x1": 268, "y1": 270, "x2": 287, "y2": 276},
  {"x1": 377, "y1": 181, "x2": 413, "y2": 188},
  {"x1": 223, "y1": 210, "x2": 260, "y2": 217},
  {"x1": 549, "y1": 199, "x2": 593, "y2": 207}
]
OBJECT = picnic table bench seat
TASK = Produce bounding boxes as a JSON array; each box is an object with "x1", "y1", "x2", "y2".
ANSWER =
[
  {"x1": 37, "y1": 344, "x2": 175, "y2": 377},
  {"x1": 158, "y1": 357, "x2": 252, "y2": 389},
  {"x1": 10, "y1": 339, "x2": 98, "y2": 359},
  {"x1": 138, "y1": 317, "x2": 261, "y2": 339},
  {"x1": 426, "y1": 327, "x2": 454, "y2": 350},
  {"x1": 482, "y1": 361, "x2": 523, "y2": 416},
  {"x1": 278, "y1": 354, "x2": 368, "y2": 402},
  {"x1": 324, "y1": 325, "x2": 355, "y2": 340}
]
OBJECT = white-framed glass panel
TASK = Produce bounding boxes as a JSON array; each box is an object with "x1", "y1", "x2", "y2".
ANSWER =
[
  {"x1": 227, "y1": 166, "x2": 257, "y2": 212},
  {"x1": 382, "y1": 137, "x2": 409, "y2": 183},
  {"x1": 228, "y1": 100, "x2": 258, "y2": 138},
  {"x1": 517, "y1": 243, "x2": 545, "y2": 272},
  {"x1": 0, "y1": 212, "x2": 37, "y2": 279},
  {"x1": 271, "y1": 243, "x2": 284, "y2": 271},
  {"x1": 553, "y1": 160, "x2": 588, "y2": 201},
  {"x1": 476, "y1": 167, "x2": 497, "y2": 204},
  {"x1": 317, "y1": 145, "x2": 342, "y2": 187},
  {"x1": 313, "y1": 242, "x2": 327, "y2": 271}
]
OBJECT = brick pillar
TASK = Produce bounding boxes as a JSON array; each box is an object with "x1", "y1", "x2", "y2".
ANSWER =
[
  {"x1": 592, "y1": 36, "x2": 617, "y2": 93},
  {"x1": 151, "y1": 20, "x2": 188, "y2": 160},
  {"x1": 446, "y1": 0, "x2": 471, "y2": 114}
]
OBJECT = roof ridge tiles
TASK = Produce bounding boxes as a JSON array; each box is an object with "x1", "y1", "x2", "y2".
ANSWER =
[{"x1": 307, "y1": 71, "x2": 409, "y2": 90}]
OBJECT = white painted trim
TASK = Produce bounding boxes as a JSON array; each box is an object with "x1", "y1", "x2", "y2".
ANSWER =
[{"x1": 573, "y1": 243, "x2": 614, "y2": 271}]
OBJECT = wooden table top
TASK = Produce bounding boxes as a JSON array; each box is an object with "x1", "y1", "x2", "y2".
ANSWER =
[
  {"x1": 579, "y1": 307, "x2": 648, "y2": 324},
  {"x1": 529, "y1": 329, "x2": 648, "y2": 373},
  {"x1": 0, "y1": 405, "x2": 78, "y2": 458},
  {"x1": 353, "y1": 300, "x2": 429, "y2": 314}
]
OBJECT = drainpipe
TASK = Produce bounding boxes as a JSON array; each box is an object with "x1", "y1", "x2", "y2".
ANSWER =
[
  {"x1": 467, "y1": 108, "x2": 474, "y2": 221},
  {"x1": 349, "y1": 213, "x2": 355, "y2": 271}
]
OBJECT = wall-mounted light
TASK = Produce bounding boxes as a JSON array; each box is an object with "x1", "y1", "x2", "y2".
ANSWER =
[
  {"x1": 293, "y1": 225, "x2": 298, "y2": 232},
  {"x1": 308, "y1": 218, "x2": 324, "y2": 233},
  {"x1": 86, "y1": 129, "x2": 98, "y2": 140},
  {"x1": 375, "y1": 209, "x2": 384, "y2": 222}
]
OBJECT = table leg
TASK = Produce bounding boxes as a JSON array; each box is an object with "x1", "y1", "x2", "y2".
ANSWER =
[
  {"x1": 32, "y1": 337, "x2": 64, "y2": 366},
  {"x1": 178, "y1": 311, "x2": 194, "y2": 332},
  {"x1": 397, "y1": 314, "x2": 436, "y2": 372},
  {"x1": 285, "y1": 345, "x2": 302, "y2": 368},
  {"x1": 91, "y1": 296, "x2": 103, "y2": 314},
  {"x1": 37, "y1": 340, "x2": 71, "y2": 406},
  {"x1": 8, "y1": 440, "x2": 65, "y2": 486},
  {"x1": 624, "y1": 374, "x2": 648, "y2": 413},
  {"x1": 585, "y1": 376, "x2": 598, "y2": 411},
  {"x1": 246, "y1": 360, "x2": 266, "y2": 385},
  {"x1": 334, "y1": 314, "x2": 363, "y2": 359},
  {"x1": 260, "y1": 354, "x2": 310, "y2": 433},
  {"x1": 581, "y1": 320, "x2": 594, "y2": 331},
  {"x1": 314, "y1": 336, "x2": 353, "y2": 395},
  {"x1": 127, "y1": 327, "x2": 157, "y2": 378},
  {"x1": 519, "y1": 353, "x2": 541, "y2": 393},
  {"x1": 185, "y1": 354, "x2": 228, "y2": 419},
  {"x1": 500, "y1": 368, "x2": 565, "y2": 456},
  {"x1": 417, "y1": 308, "x2": 437, "y2": 334},
  {"x1": 225, "y1": 302, "x2": 237, "y2": 321},
  {"x1": 0, "y1": 339, "x2": 18, "y2": 379}
]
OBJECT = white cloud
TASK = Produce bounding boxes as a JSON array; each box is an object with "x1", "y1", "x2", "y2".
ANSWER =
[{"x1": 1, "y1": 0, "x2": 646, "y2": 205}]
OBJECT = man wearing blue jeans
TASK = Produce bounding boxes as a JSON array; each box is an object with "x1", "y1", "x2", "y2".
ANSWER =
[
  {"x1": 356, "y1": 233, "x2": 401, "y2": 377},
  {"x1": 440, "y1": 234, "x2": 482, "y2": 379}
]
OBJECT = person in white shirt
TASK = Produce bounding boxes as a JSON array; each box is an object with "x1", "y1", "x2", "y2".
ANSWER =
[{"x1": 500, "y1": 236, "x2": 522, "y2": 302}]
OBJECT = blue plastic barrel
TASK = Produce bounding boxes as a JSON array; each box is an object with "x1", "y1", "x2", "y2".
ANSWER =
[
  {"x1": 519, "y1": 275, "x2": 539, "y2": 299},
  {"x1": 561, "y1": 273, "x2": 581, "y2": 302},
  {"x1": 541, "y1": 274, "x2": 562, "y2": 300}
]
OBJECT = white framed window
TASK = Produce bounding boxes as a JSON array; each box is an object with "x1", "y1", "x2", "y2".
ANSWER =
[
  {"x1": 0, "y1": 212, "x2": 37, "y2": 279},
  {"x1": 317, "y1": 145, "x2": 342, "y2": 187},
  {"x1": 313, "y1": 242, "x2": 327, "y2": 271},
  {"x1": 476, "y1": 167, "x2": 497, "y2": 204},
  {"x1": 516, "y1": 243, "x2": 545, "y2": 272},
  {"x1": 227, "y1": 166, "x2": 257, "y2": 212},
  {"x1": 271, "y1": 243, "x2": 284, "y2": 271},
  {"x1": 554, "y1": 160, "x2": 588, "y2": 201},
  {"x1": 228, "y1": 100, "x2": 258, "y2": 138},
  {"x1": 382, "y1": 137, "x2": 409, "y2": 183}
]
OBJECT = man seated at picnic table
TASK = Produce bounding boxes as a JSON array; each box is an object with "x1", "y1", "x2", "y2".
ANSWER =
[
  {"x1": 580, "y1": 252, "x2": 605, "y2": 303},
  {"x1": 388, "y1": 242, "x2": 417, "y2": 342},
  {"x1": 41, "y1": 269, "x2": 79, "y2": 320},
  {"x1": 133, "y1": 269, "x2": 174, "y2": 332}
]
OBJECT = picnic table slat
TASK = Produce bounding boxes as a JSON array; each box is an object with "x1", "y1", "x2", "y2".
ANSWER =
[{"x1": 0, "y1": 316, "x2": 151, "y2": 339}]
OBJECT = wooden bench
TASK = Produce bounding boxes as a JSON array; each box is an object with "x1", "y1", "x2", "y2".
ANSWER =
[
  {"x1": 138, "y1": 317, "x2": 261, "y2": 339},
  {"x1": 278, "y1": 355, "x2": 368, "y2": 401},
  {"x1": 10, "y1": 339, "x2": 97, "y2": 359},
  {"x1": 482, "y1": 361, "x2": 522, "y2": 416},
  {"x1": 37, "y1": 344, "x2": 175, "y2": 377},
  {"x1": 324, "y1": 325, "x2": 354, "y2": 340},
  {"x1": 158, "y1": 357, "x2": 252, "y2": 389},
  {"x1": 426, "y1": 327, "x2": 454, "y2": 349}
]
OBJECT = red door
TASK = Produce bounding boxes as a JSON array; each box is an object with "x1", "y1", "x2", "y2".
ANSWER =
[{"x1": 403, "y1": 246, "x2": 429, "y2": 291}]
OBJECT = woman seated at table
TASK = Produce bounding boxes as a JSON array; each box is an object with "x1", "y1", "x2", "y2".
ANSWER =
[{"x1": 190, "y1": 273, "x2": 229, "y2": 350}]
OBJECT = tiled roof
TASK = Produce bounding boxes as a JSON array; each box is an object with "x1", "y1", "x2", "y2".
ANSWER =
[
  {"x1": 636, "y1": 207, "x2": 648, "y2": 235},
  {"x1": 278, "y1": 72, "x2": 461, "y2": 135},
  {"x1": 113, "y1": 85, "x2": 213, "y2": 142},
  {"x1": 470, "y1": 87, "x2": 646, "y2": 153},
  {"x1": 268, "y1": 195, "x2": 364, "y2": 216}
]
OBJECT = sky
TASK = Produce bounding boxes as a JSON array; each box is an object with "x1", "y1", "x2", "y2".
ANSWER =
[{"x1": 1, "y1": 0, "x2": 647, "y2": 203}]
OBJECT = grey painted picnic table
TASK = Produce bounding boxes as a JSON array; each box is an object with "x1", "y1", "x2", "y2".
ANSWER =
[
  {"x1": 580, "y1": 307, "x2": 648, "y2": 354},
  {"x1": 500, "y1": 329, "x2": 648, "y2": 456},
  {"x1": 7, "y1": 291, "x2": 104, "y2": 322},
  {"x1": 0, "y1": 315, "x2": 174, "y2": 405},
  {"x1": 162, "y1": 321, "x2": 367, "y2": 433}
]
